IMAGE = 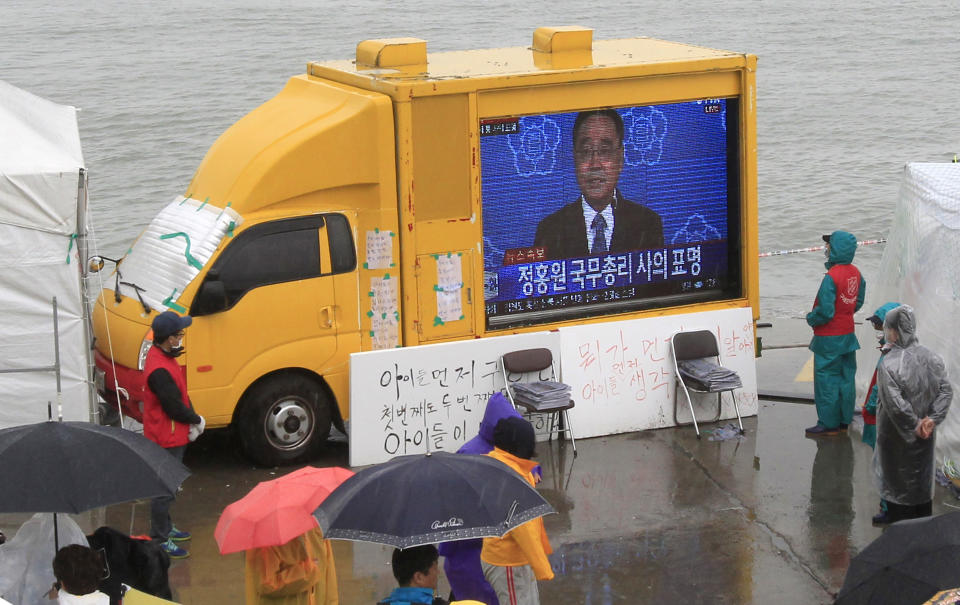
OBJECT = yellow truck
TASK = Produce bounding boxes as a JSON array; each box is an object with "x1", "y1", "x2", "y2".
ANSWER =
[{"x1": 92, "y1": 27, "x2": 758, "y2": 465}]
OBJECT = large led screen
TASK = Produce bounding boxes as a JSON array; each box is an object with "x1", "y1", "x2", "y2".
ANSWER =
[{"x1": 480, "y1": 98, "x2": 742, "y2": 328}]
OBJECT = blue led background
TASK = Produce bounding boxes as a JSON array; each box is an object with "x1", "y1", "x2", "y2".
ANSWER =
[{"x1": 480, "y1": 100, "x2": 730, "y2": 271}]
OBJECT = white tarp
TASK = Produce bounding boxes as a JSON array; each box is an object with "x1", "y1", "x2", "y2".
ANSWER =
[
  {"x1": 870, "y1": 163, "x2": 960, "y2": 469},
  {"x1": 0, "y1": 80, "x2": 93, "y2": 425}
]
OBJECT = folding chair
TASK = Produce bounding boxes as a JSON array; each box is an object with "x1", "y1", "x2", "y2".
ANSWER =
[
  {"x1": 671, "y1": 330, "x2": 744, "y2": 439},
  {"x1": 500, "y1": 348, "x2": 577, "y2": 457}
]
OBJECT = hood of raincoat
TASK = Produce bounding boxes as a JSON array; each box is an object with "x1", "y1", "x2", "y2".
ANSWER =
[
  {"x1": 461, "y1": 392, "x2": 522, "y2": 454},
  {"x1": 872, "y1": 302, "x2": 901, "y2": 344},
  {"x1": 825, "y1": 230, "x2": 857, "y2": 268},
  {"x1": 884, "y1": 303, "x2": 918, "y2": 348},
  {"x1": 873, "y1": 302, "x2": 900, "y2": 324},
  {"x1": 479, "y1": 392, "x2": 522, "y2": 442}
]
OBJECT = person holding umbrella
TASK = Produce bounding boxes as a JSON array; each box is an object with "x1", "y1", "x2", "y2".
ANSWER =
[
  {"x1": 873, "y1": 304, "x2": 953, "y2": 525},
  {"x1": 215, "y1": 466, "x2": 353, "y2": 605},
  {"x1": 480, "y1": 417, "x2": 554, "y2": 605},
  {"x1": 439, "y1": 392, "x2": 531, "y2": 605},
  {"x1": 246, "y1": 526, "x2": 338, "y2": 605},
  {"x1": 143, "y1": 311, "x2": 205, "y2": 559}
]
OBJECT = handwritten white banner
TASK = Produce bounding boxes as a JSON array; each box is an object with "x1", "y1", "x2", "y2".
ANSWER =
[
  {"x1": 349, "y1": 307, "x2": 758, "y2": 465},
  {"x1": 349, "y1": 331, "x2": 558, "y2": 466},
  {"x1": 559, "y1": 306, "x2": 758, "y2": 438}
]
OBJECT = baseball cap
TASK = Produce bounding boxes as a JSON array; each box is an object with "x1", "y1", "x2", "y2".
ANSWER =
[
  {"x1": 151, "y1": 311, "x2": 192, "y2": 342},
  {"x1": 821, "y1": 234, "x2": 832, "y2": 243}
]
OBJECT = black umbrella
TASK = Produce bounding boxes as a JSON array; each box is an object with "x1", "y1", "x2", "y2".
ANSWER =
[
  {"x1": 313, "y1": 451, "x2": 554, "y2": 548},
  {"x1": 0, "y1": 420, "x2": 190, "y2": 553},
  {"x1": 837, "y1": 512, "x2": 960, "y2": 604},
  {"x1": 0, "y1": 420, "x2": 190, "y2": 513}
]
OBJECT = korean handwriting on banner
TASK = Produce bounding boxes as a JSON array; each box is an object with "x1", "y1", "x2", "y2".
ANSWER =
[
  {"x1": 376, "y1": 358, "x2": 502, "y2": 455},
  {"x1": 716, "y1": 320, "x2": 756, "y2": 358},
  {"x1": 575, "y1": 329, "x2": 673, "y2": 404}
]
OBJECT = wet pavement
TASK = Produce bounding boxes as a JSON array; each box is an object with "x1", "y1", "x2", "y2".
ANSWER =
[{"x1": 3, "y1": 318, "x2": 955, "y2": 604}]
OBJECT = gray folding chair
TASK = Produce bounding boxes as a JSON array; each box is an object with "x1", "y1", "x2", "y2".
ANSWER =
[
  {"x1": 500, "y1": 348, "x2": 577, "y2": 457},
  {"x1": 671, "y1": 330, "x2": 744, "y2": 439}
]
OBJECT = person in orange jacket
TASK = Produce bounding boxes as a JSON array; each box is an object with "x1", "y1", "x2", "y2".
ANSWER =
[
  {"x1": 245, "y1": 526, "x2": 338, "y2": 605},
  {"x1": 480, "y1": 417, "x2": 553, "y2": 605}
]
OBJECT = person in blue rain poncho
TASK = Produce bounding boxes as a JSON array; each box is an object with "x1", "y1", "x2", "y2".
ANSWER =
[
  {"x1": 872, "y1": 304, "x2": 953, "y2": 525},
  {"x1": 805, "y1": 231, "x2": 866, "y2": 436}
]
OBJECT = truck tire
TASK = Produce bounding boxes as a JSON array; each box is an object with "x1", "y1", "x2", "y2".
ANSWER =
[{"x1": 237, "y1": 374, "x2": 332, "y2": 466}]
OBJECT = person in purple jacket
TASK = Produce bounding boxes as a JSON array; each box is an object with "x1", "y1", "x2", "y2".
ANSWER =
[{"x1": 438, "y1": 393, "x2": 536, "y2": 605}]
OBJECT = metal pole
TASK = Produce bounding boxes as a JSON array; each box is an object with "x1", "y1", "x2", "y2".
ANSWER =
[
  {"x1": 76, "y1": 168, "x2": 98, "y2": 423},
  {"x1": 48, "y1": 400, "x2": 60, "y2": 555},
  {"x1": 760, "y1": 343, "x2": 810, "y2": 351},
  {"x1": 52, "y1": 297, "x2": 63, "y2": 421}
]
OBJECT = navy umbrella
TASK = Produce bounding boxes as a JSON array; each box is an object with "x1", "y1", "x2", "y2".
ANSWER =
[
  {"x1": 313, "y1": 451, "x2": 554, "y2": 548},
  {"x1": 0, "y1": 420, "x2": 190, "y2": 514},
  {"x1": 837, "y1": 512, "x2": 960, "y2": 604}
]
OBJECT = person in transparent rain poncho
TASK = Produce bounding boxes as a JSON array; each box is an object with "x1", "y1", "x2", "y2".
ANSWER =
[{"x1": 872, "y1": 304, "x2": 953, "y2": 525}]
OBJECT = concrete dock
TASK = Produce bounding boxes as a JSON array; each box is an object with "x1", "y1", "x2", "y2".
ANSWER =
[{"x1": 3, "y1": 317, "x2": 953, "y2": 604}]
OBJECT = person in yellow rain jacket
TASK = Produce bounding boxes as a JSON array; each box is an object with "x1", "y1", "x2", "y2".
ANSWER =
[
  {"x1": 480, "y1": 417, "x2": 553, "y2": 605},
  {"x1": 245, "y1": 526, "x2": 338, "y2": 605}
]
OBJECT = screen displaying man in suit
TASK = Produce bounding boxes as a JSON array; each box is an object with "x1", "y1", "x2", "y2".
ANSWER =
[{"x1": 533, "y1": 109, "x2": 664, "y2": 260}]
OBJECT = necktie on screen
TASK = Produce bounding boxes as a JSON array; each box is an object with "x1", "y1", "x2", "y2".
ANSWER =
[{"x1": 591, "y1": 213, "x2": 608, "y2": 253}]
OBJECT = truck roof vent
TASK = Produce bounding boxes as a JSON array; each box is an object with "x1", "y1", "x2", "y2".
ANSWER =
[
  {"x1": 532, "y1": 26, "x2": 593, "y2": 53},
  {"x1": 356, "y1": 38, "x2": 427, "y2": 69}
]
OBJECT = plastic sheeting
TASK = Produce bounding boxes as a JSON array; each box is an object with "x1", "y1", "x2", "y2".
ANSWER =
[
  {"x1": 0, "y1": 80, "x2": 93, "y2": 426},
  {"x1": 870, "y1": 163, "x2": 960, "y2": 470},
  {"x1": 114, "y1": 196, "x2": 241, "y2": 313},
  {"x1": 0, "y1": 513, "x2": 89, "y2": 605},
  {"x1": 872, "y1": 304, "x2": 953, "y2": 505}
]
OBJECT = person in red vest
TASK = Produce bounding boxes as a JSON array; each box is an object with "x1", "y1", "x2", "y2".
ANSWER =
[
  {"x1": 805, "y1": 231, "x2": 866, "y2": 436},
  {"x1": 143, "y1": 311, "x2": 205, "y2": 559}
]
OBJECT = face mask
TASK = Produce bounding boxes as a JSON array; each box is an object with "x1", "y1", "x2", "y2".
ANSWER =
[
  {"x1": 824, "y1": 246, "x2": 830, "y2": 260},
  {"x1": 162, "y1": 335, "x2": 185, "y2": 358},
  {"x1": 875, "y1": 329, "x2": 884, "y2": 343}
]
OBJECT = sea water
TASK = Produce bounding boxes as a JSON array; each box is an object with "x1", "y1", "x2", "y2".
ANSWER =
[{"x1": 2, "y1": 0, "x2": 958, "y2": 318}]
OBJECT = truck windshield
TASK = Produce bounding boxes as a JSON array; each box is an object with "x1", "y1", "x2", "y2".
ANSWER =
[{"x1": 115, "y1": 196, "x2": 242, "y2": 313}]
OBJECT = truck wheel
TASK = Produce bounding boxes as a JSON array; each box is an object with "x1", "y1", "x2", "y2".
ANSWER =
[{"x1": 237, "y1": 374, "x2": 332, "y2": 466}]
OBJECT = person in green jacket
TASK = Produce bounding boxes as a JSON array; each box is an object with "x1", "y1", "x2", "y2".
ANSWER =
[
  {"x1": 805, "y1": 231, "x2": 866, "y2": 436},
  {"x1": 861, "y1": 302, "x2": 901, "y2": 449}
]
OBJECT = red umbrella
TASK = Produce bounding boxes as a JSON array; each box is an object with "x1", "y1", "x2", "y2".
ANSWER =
[{"x1": 214, "y1": 465, "x2": 353, "y2": 554}]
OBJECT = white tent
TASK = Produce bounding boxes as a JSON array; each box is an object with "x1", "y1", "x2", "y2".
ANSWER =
[
  {"x1": 869, "y1": 162, "x2": 960, "y2": 468},
  {"x1": 0, "y1": 80, "x2": 94, "y2": 425}
]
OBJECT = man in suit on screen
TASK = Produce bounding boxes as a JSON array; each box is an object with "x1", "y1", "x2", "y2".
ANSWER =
[{"x1": 533, "y1": 109, "x2": 663, "y2": 259}]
